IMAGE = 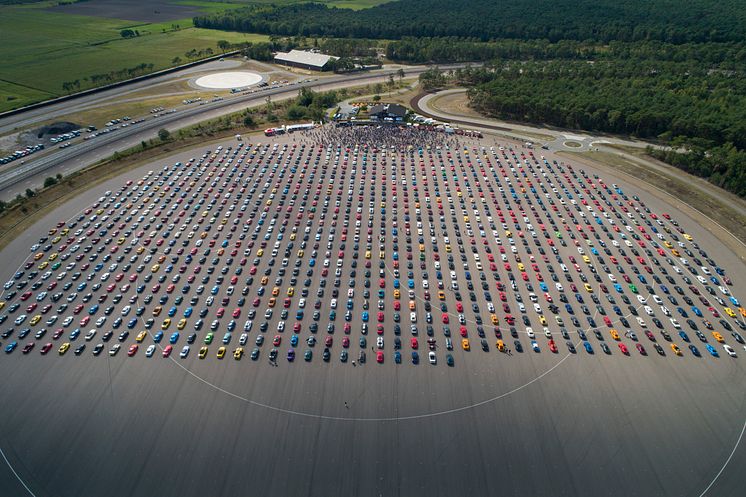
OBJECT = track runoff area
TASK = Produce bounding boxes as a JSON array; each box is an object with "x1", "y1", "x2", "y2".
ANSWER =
[{"x1": 0, "y1": 123, "x2": 745, "y2": 496}]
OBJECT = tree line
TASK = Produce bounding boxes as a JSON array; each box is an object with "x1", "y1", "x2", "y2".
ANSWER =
[
  {"x1": 453, "y1": 58, "x2": 746, "y2": 197},
  {"x1": 193, "y1": 0, "x2": 746, "y2": 44}
]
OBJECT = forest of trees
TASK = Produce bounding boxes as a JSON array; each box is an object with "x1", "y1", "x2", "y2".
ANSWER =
[
  {"x1": 456, "y1": 57, "x2": 746, "y2": 197},
  {"x1": 191, "y1": 0, "x2": 746, "y2": 197},
  {"x1": 194, "y1": 0, "x2": 746, "y2": 44}
]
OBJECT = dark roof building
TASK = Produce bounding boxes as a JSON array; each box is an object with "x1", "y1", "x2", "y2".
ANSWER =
[{"x1": 369, "y1": 103, "x2": 407, "y2": 122}]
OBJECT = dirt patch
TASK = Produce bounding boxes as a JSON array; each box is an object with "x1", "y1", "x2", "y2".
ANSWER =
[
  {"x1": 429, "y1": 91, "x2": 484, "y2": 119},
  {"x1": 47, "y1": 0, "x2": 204, "y2": 23},
  {"x1": 564, "y1": 141, "x2": 582, "y2": 148}
]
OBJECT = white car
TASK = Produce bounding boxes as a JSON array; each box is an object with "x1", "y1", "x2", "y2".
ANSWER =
[
  {"x1": 84, "y1": 329, "x2": 97, "y2": 341},
  {"x1": 180, "y1": 345, "x2": 190, "y2": 358},
  {"x1": 14, "y1": 314, "x2": 27, "y2": 325},
  {"x1": 526, "y1": 327, "x2": 535, "y2": 339},
  {"x1": 724, "y1": 344, "x2": 737, "y2": 357},
  {"x1": 146, "y1": 344, "x2": 156, "y2": 357},
  {"x1": 428, "y1": 351, "x2": 436, "y2": 364},
  {"x1": 410, "y1": 312, "x2": 417, "y2": 323},
  {"x1": 376, "y1": 336, "x2": 384, "y2": 349}
]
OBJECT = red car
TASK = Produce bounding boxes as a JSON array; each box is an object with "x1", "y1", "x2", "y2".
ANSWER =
[
  {"x1": 232, "y1": 308, "x2": 241, "y2": 318},
  {"x1": 410, "y1": 337, "x2": 418, "y2": 349},
  {"x1": 128, "y1": 344, "x2": 139, "y2": 356},
  {"x1": 379, "y1": 279, "x2": 385, "y2": 288},
  {"x1": 376, "y1": 351, "x2": 384, "y2": 363},
  {"x1": 273, "y1": 335, "x2": 282, "y2": 346},
  {"x1": 442, "y1": 313, "x2": 449, "y2": 324},
  {"x1": 619, "y1": 343, "x2": 629, "y2": 355},
  {"x1": 377, "y1": 311, "x2": 384, "y2": 322},
  {"x1": 22, "y1": 342, "x2": 35, "y2": 354},
  {"x1": 548, "y1": 340, "x2": 558, "y2": 353},
  {"x1": 162, "y1": 345, "x2": 173, "y2": 358},
  {"x1": 40, "y1": 343, "x2": 53, "y2": 354}
]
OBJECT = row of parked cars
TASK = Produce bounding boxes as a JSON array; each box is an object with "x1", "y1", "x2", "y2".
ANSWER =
[{"x1": 1, "y1": 128, "x2": 743, "y2": 367}]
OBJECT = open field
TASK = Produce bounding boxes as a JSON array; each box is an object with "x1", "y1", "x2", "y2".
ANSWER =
[
  {"x1": 0, "y1": 126, "x2": 744, "y2": 496},
  {"x1": 0, "y1": 1, "x2": 267, "y2": 113}
]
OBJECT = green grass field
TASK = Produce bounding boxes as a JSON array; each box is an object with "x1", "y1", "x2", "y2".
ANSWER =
[
  {"x1": 0, "y1": 1, "x2": 267, "y2": 113},
  {"x1": 0, "y1": 0, "x2": 392, "y2": 113}
]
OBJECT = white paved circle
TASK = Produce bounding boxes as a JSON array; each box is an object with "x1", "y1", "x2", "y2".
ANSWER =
[{"x1": 194, "y1": 71, "x2": 262, "y2": 89}]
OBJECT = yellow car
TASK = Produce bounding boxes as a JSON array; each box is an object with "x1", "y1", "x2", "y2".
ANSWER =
[
  {"x1": 177, "y1": 318, "x2": 187, "y2": 330},
  {"x1": 582, "y1": 255, "x2": 591, "y2": 264},
  {"x1": 51, "y1": 237, "x2": 61, "y2": 245},
  {"x1": 394, "y1": 289, "x2": 401, "y2": 299},
  {"x1": 59, "y1": 342, "x2": 70, "y2": 355},
  {"x1": 379, "y1": 251, "x2": 385, "y2": 259},
  {"x1": 664, "y1": 241, "x2": 673, "y2": 248},
  {"x1": 437, "y1": 291, "x2": 445, "y2": 301},
  {"x1": 233, "y1": 347, "x2": 244, "y2": 360},
  {"x1": 724, "y1": 308, "x2": 737, "y2": 318},
  {"x1": 740, "y1": 307, "x2": 746, "y2": 317},
  {"x1": 461, "y1": 338, "x2": 470, "y2": 351},
  {"x1": 671, "y1": 344, "x2": 682, "y2": 356},
  {"x1": 517, "y1": 263, "x2": 525, "y2": 271},
  {"x1": 217, "y1": 346, "x2": 226, "y2": 359},
  {"x1": 0, "y1": 302, "x2": 4, "y2": 311},
  {"x1": 272, "y1": 287, "x2": 280, "y2": 296},
  {"x1": 151, "y1": 264, "x2": 160, "y2": 273},
  {"x1": 257, "y1": 249, "x2": 264, "y2": 257},
  {"x1": 287, "y1": 287, "x2": 294, "y2": 297},
  {"x1": 584, "y1": 283, "x2": 593, "y2": 292},
  {"x1": 290, "y1": 233, "x2": 296, "y2": 241},
  {"x1": 137, "y1": 246, "x2": 145, "y2": 254},
  {"x1": 610, "y1": 329, "x2": 620, "y2": 341},
  {"x1": 34, "y1": 252, "x2": 44, "y2": 260},
  {"x1": 365, "y1": 251, "x2": 371, "y2": 259},
  {"x1": 261, "y1": 276, "x2": 269, "y2": 285},
  {"x1": 418, "y1": 244, "x2": 425, "y2": 252},
  {"x1": 505, "y1": 230, "x2": 512, "y2": 238},
  {"x1": 117, "y1": 237, "x2": 126, "y2": 245},
  {"x1": 136, "y1": 331, "x2": 148, "y2": 343},
  {"x1": 539, "y1": 315, "x2": 547, "y2": 326},
  {"x1": 38, "y1": 261, "x2": 48, "y2": 270},
  {"x1": 671, "y1": 249, "x2": 680, "y2": 257},
  {"x1": 712, "y1": 332, "x2": 724, "y2": 343},
  {"x1": 29, "y1": 315, "x2": 42, "y2": 326},
  {"x1": 297, "y1": 249, "x2": 304, "y2": 257},
  {"x1": 490, "y1": 314, "x2": 499, "y2": 325},
  {"x1": 161, "y1": 318, "x2": 171, "y2": 330},
  {"x1": 199, "y1": 346, "x2": 208, "y2": 359},
  {"x1": 445, "y1": 245, "x2": 451, "y2": 253},
  {"x1": 496, "y1": 339, "x2": 505, "y2": 352},
  {"x1": 683, "y1": 234, "x2": 693, "y2": 241}
]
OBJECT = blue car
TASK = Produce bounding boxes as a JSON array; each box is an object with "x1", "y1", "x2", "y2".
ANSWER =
[
  {"x1": 170, "y1": 332, "x2": 180, "y2": 344},
  {"x1": 88, "y1": 304, "x2": 99, "y2": 315},
  {"x1": 679, "y1": 330, "x2": 690, "y2": 342},
  {"x1": 362, "y1": 311, "x2": 369, "y2": 322},
  {"x1": 184, "y1": 307, "x2": 193, "y2": 318},
  {"x1": 583, "y1": 341, "x2": 594, "y2": 354},
  {"x1": 5, "y1": 341, "x2": 17, "y2": 353},
  {"x1": 411, "y1": 351, "x2": 419, "y2": 364},
  {"x1": 290, "y1": 334, "x2": 299, "y2": 346},
  {"x1": 705, "y1": 344, "x2": 719, "y2": 357},
  {"x1": 222, "y1": 333, "x2": 231, "y2": 344},
  {"x1": 69, "y1": 328, "x2": 80, "y2": 340},
  {"x1": 153, "y1": 331, "x2": 163, "y2": 343},
  {"x1": 127, "y1": 318, "x2": 138, "y2": 329},
  {"x1": 168, "y1": 306, "x2": 177, "y2": 317}
]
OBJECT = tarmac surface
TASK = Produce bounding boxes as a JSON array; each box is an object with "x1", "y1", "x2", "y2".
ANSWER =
[{"x1": 0, "y1": 126, "x2": 744, "y2": 497}]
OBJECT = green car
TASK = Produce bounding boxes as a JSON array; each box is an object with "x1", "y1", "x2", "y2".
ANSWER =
[
  {"x1": 629, "y1": 284, "x2": 638, "y2": 294},
  {"x1": 204, "y1": 332, "x2": 214, "y2": 344},
  {"x1": 304, "y1": 349, "x2": 312, "y2": 361},
  {"x1": 51, "y1": 262, "x2": 61, "y2": 270}
]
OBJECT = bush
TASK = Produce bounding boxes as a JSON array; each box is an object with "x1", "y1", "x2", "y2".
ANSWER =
[
  {"x1": 158, "y1": 128, "x2": 171, "y2": 141},
  {"x1": 43, "y1": 176, "x2": 58, "y2": 188}
]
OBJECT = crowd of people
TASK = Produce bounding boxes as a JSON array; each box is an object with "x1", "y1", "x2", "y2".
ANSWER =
[{"x1": 296, "y1": 124, "x2": 467, "y2": 151}]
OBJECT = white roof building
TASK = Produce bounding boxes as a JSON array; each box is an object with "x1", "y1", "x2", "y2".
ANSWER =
[{"x1": 274, "y1": 50, "x2": 338, "y2": 71}]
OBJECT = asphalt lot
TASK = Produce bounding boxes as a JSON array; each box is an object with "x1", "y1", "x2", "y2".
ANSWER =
[{"x1": 0, "y1": 126, "x2": 744, "y2": 497}]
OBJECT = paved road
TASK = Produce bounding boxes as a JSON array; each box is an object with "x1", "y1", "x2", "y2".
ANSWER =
[
  {"x1": 0, "y1": 65, "x2": 467, "y2": 201},
  {"x1": 0, "y1": 129, "x2": 744, "y2": 497}
]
